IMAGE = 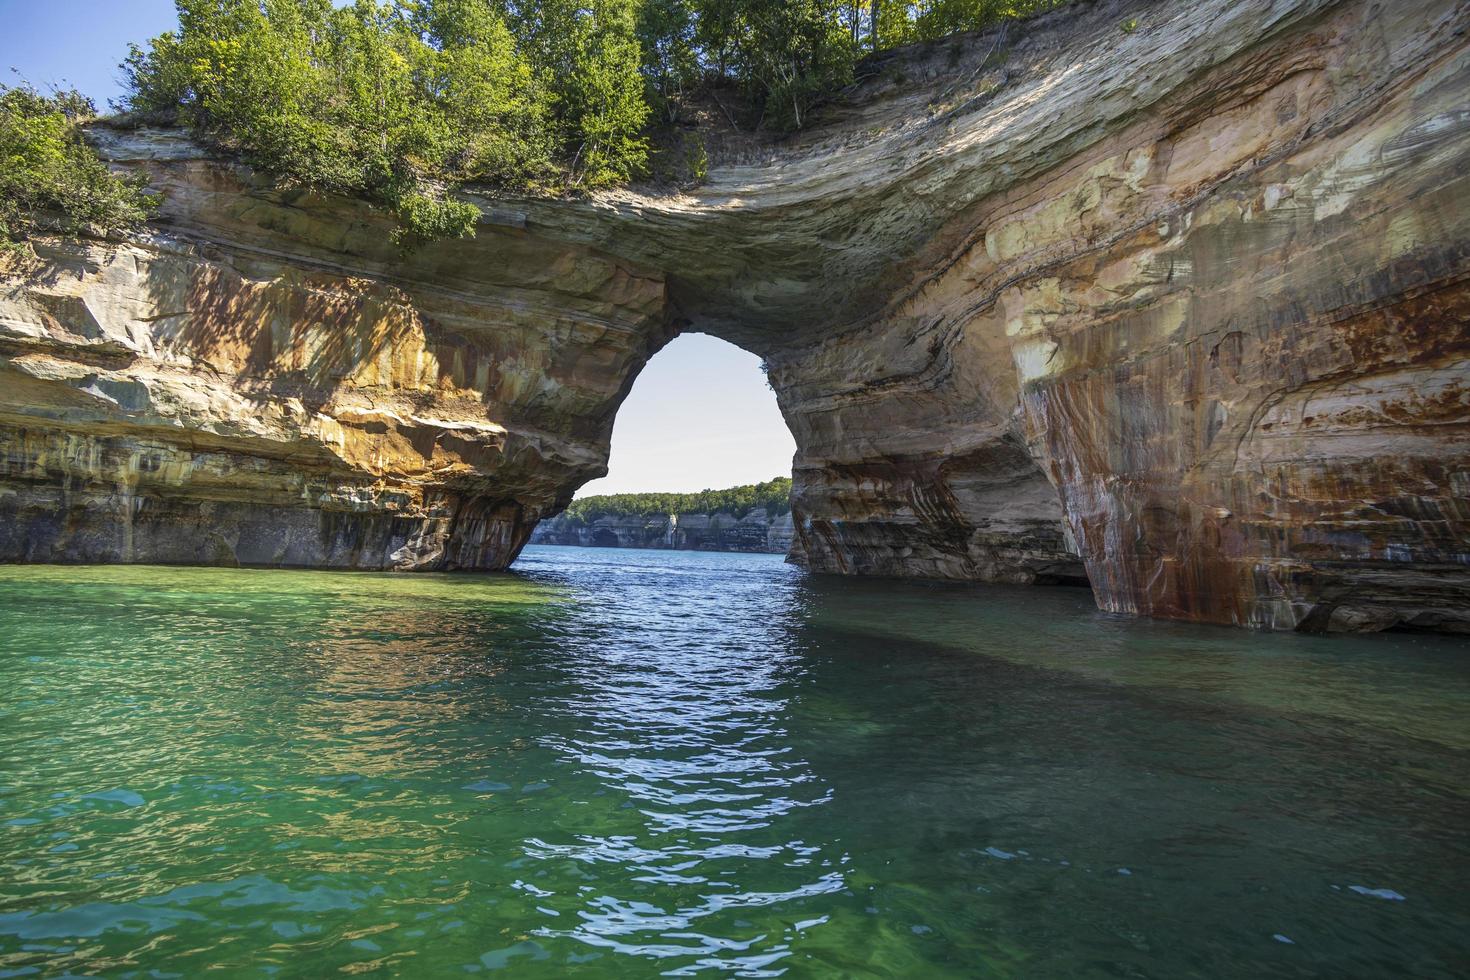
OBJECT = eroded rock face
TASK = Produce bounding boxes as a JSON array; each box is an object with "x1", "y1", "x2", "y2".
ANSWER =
[
  {"x1": 1, "y1": 0, "x2": 1466, "y2": 630},
  {"x1": 772, "y1": 0, "x2": 1470, "y2": 631},
  {"x1": 0, "y1": 155, "x2": 670, "y2": 569}
]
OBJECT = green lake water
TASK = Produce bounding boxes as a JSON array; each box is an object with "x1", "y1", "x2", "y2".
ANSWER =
[{"x1": 0, "y1": 546, "x2": 1467, "y2": 977}]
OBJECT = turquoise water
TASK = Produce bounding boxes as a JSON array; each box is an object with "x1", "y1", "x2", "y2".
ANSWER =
[{"x1": 1, "y1": 546, "x2": 1467, "y2": 978}]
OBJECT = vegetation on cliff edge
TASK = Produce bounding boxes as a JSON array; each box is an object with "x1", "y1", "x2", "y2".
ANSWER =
[
  {"x1": 0, "y1": 85, "x2": 157, "y2": 254},
  {"x1": 121, "y1": 0, "x2": 649, "y2": 245},
  {"x1": 118, "y1": 0, "x2": 1070, "y2": 242},
  {"x1": 2, "y1": 1, "x2": 1073, "y2": 251}
]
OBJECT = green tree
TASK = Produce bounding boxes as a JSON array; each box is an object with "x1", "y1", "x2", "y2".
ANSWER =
[
  {"x1": 0, "y1": 84, "x2": 157, "y2": 254},
  {"x1": 122, "y1": 0, "x2": 647, "y2": 238},
  {"x1": 638, "y1": 0, "x2": 699, "y2": 124},
  {"x1": 723, "y1": 0, "x2": 856, "y2": 131},
  {"x1": 107, "y1": 0, "x2": 1079, "y2": 246},
  {"x1": 406, "y1": 0, "x2": 552, "y2": 185},
  {"x1": 562, "y1": 477, "x2": 794, "y2": 522},
  {"x1": 910, "y1": 0, "x2": 1068, "y2": 41},
  {"x1": 516, "y1": 0, "x2": 649, "y2": 188}
]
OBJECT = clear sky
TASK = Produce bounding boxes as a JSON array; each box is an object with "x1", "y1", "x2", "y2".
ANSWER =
[
  {"x1": 580, "y1": 335, "x2": 795, "y2": 497},
  {"x1": 0, "y1": 0, "x2": 179, "y2": 109},
  {"x1": 0, "y1": 1, "x2": 797, "y2": 498}
]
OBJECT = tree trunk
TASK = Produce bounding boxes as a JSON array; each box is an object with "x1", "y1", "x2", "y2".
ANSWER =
[{"x1": 870, "y1": 1, "x2": 879, "y2": 51}]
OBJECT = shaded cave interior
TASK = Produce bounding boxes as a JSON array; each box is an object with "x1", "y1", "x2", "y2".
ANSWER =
[{"x1": 556, "y1": 321, "x2": 1095, "y2": 592}]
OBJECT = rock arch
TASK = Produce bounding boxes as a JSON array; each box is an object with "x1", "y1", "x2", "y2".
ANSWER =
[{"x1": 1, "y1": 0, "x2": 1467, "y2": 631}]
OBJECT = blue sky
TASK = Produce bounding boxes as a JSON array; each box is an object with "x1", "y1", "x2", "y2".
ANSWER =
[
  {"x1": 0, "y1": 0, "x2": 796, "y2": 497},
  {"x1": 0, "y1": 0, "x2": 178, "y2": 109},
  {"x1": 580, "y1": 334, "x2": 794, "y2": 497}
]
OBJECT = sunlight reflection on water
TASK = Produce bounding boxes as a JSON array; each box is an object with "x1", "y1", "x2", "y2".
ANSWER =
[{"x1": 0, "y1": 548, "x2": 1466, "y2": 977}]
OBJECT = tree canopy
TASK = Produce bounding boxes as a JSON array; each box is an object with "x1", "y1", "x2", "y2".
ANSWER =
[
  {"x1": 119, "y1": 1, "x2": 1069, "y2": 237},
  {"x1": 639, "y1": 0, "x2": 1069, "y2": 131},
  {"x1": 121, "y1": 0, "x2": 650, "y2": 244},
  {"x1": 561, "y1": 477, "x2": 793, "y2": 523},
  {"x1": 2, "y1": 1, "x2": 1073, "y2": 252},
  {"x1": 0, "y1": 85, "x2": 157, "y2": 254}
]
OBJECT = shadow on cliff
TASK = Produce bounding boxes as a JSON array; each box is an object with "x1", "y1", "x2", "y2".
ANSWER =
[{"x1": 149, "y1": 258, "x2": 487, "y2": 419}]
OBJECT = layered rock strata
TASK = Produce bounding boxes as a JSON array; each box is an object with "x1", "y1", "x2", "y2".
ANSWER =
[
  {"x1": 0, "y1": 154, "x2": 670, "y2": 569},
  {"x1": 1, "y1": 0, "x2": 1467, "y2": 630},
  {"x1": 769, "y1": 0, "x2": 1470, "y2": 631}
]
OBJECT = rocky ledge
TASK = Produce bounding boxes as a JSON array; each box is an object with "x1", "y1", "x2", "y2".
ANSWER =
[{"x1": 1, "y1": 0, "x2": 1467, "y2": 632}]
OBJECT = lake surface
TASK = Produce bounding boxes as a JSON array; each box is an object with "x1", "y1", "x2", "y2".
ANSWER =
[{"x1": 1, "y1": 546, "x2": 1467, "y2": 978}]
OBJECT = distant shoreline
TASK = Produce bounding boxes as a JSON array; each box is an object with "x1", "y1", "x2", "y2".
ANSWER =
[{"x1": 531, "y1": 507, "x2": 794, "y2": 555}]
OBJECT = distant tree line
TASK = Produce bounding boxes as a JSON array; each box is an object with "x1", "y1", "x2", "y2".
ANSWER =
[
  {"x1": 561, "y1": 476, "x2": 793, "y2": 523},
  {"x1": 2, "y1": 0, "x2": 1072, "y2": 251}
]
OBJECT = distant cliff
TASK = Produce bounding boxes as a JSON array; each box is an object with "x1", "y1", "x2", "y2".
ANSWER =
[{"x1": 531, "y1": 507, "x2": 794, "y2": 554}]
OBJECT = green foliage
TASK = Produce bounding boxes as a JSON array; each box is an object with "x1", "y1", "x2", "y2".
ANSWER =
[
  {"x1": 0, "y1": 84, "x2": 157, "y2": 253},
  {"x1": 684, "y1": 133, "x2": 708, "y2": 183},
  {"x1": 907, "y1": 0, "x2": 1068, "y2": 42},
  {"x1": 637, "y1": 0, "x2": 699, "y2": 123},
  {"x1": 563, "y1": 477, "x2": 793, "y2": 523},
  {"x1": 677, "y1": 0, "x2": 1070, "y2": 130},
  {"x1": 115, "y1": 0, "x2": 1078, "y2": 243},
  {"x1": 518, "y1": 0, "x2": 650, "y2": 189},
  {"x1": 733, "y1": 1, "x2": 857, "y2": 131},
  {"x1": 123, "y1": 0, "x2": 638, "y2": 242}
]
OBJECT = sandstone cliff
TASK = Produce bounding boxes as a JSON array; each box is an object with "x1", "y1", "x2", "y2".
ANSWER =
[
  {"x1": 531, "y1": 508, "x2": 794, "y2": 554},
  {"x1": 1, "y1": 0, "x2": 1466, "y2": 631}
]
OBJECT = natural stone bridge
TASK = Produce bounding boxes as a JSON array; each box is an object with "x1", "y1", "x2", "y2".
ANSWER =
[{"x1": 2, "y1": 0, "x2": 1467, "y2": 632}]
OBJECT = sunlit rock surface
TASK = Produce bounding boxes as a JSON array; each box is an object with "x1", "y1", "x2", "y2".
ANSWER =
[
  {"x1": 1, "y1": 0, "x2": 1466, "y2": 630},
  {"x1": 0, "y1": 154, "x2": 670, "y2": 570}
]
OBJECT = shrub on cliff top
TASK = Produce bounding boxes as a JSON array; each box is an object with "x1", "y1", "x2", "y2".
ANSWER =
[
  {"x1": 122, "y1": 0, "x2": 648, "y2": 244},
  {"x1": 107, "y1": 1, "x2": 1074, "y2": 245},
  {"x1": 0, "y1": 84, "x2": 157, "y2": 254}
]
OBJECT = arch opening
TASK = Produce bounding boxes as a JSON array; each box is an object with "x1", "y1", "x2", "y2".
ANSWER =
[{"x1": 529, "y1": 334, "x2": 799, "y2": 555}]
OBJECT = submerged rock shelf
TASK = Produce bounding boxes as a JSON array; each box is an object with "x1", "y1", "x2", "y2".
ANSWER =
[{"x1": 1, "y1": 0, "x2": 1467, "y2": 632}]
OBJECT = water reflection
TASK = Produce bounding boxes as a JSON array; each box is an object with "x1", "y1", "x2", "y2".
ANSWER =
[
  {"x1": 0, "y1": 554, "x2": 1466, "y2": 978},
  {"x1": 506, "y1": 550, "x2": 834, "y2": 972}
]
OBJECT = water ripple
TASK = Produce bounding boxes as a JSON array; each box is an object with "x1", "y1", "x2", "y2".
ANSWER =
[{"x1": 0, "y1": 551, "x2": 1467, "y2": 977}]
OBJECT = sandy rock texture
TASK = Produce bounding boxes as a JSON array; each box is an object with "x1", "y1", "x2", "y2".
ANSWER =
[
  {"x1": 0, "y1": 144, "x2": 669, "y2": 569},
  {"x1": 1, "y1": 0, "x2": 1466, "y2": 630}
]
